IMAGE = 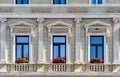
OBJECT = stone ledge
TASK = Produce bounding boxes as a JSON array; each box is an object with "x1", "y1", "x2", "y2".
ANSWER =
[{"x1": 0, "y1": 72, "x2": 120, "y2": 77}]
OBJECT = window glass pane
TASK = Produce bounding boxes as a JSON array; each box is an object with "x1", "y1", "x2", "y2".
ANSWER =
[
  {"x1": 90, "y1": 46, "x2": 96, "y2": 58},
  {"x1": 91, "y1": 0, "x2": 96, "y2": 4},
  {"x1": 53, "y1": 37, "x2": 65, "y2": 43},
  {"x1": 90, "y1": 37, "x2": 103, "y2": 44},
  {"x1": 60, "y1": 45, "x2": 65, "y2": 57},
  {"x1": 23, "y1": 0, "x2": 29, "y2": 4},
  {"x1": 53, "y1": 46, "x2": 59, "y2": 58},
  {"x1": 98, "y1": 0, "x2": 102, "y2": 4},
  {"x1": 16, "y1": 45, "x2": 22, "y2": 59},
  {"x1": 16, "y1": 0, "x2": 22, "y2": 4},
  {"x1": 53, "y1": 0, "x2": 59, "y2": 4},
  {"x1": 60, "y1": 0, "x2": 66, "y2": 4},
  {"x1": 23, "y1": 45, "x2": 29, "y2": 58},
  {"x1": 16, "y1": 36, "x2": 29, "y2": 43},
  {"x1": 98, "y1": 46, "x2": 103, "y2": 58}
]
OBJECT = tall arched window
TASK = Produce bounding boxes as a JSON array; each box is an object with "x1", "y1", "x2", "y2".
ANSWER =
[
  {"x1": 53, "y1": 0, "x2": 66, "y2": 4},
  {"x1": 16, "y1": 0, "x2": 29, "y2": 4}
]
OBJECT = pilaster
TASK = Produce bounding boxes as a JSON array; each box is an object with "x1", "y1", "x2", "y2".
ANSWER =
[
  {"x1": 66, "y1": 35, "x2": 71, "y2": 64},
  {"x1": 74, "y1": 18, "x2": 82, "y2": 63},
  {"x1": 0, "y1": 18, "x2": 7, "y2": 63},
  {"x1": 37, "y1": 18, "x2": 44, "y2": 63},
  {"x1": 113, "y1": 17, "x2": 120, "y2": 64}
]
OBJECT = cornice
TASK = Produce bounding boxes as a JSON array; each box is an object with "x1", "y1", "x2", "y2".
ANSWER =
[{"x1": 0, "y1": 13, "x2": 120, "y2": 18}]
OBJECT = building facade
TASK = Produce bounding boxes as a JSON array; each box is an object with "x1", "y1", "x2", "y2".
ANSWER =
[{"x1": 0, "y1": 0, "x2": 120, "y2": 77}]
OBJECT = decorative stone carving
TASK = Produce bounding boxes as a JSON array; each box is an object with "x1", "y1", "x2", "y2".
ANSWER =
[
  {"x1": 75, "y1": 18, "x2": 82, "y2": 23},
  {"x1": 0, "y1": 7, "x2": 13, "y2": 13},
  {"x1": 0, "y1": 18, "x2": 7, "y2": 22},
  {"x1": 106, "y1": 7, "x2": 120, "y2": 13},
  {"x1": 14, "y1": 24, "x2": 31, "y2": 28},
  {"x1": 51, "y1": 28, "x2": 68, "y2": 33},
  {"x1": 68, "y1": 7, "x2": 88, "y2": 13},
  {"x1": 37, "y1": 18, "x2": 44, "y2": 23},
  {"x1": 52, "y1": 24, "x2": 68, "y2": 27},
  {"x1": 113, "y1": 17, "x2": 120, "y2": 22},
  {"x1": 13, "y1": 28, "x2": 31, "y2": 33},
  {"x1": 88, "y1": 28, "x2": 106, "y2": 33},
  {"x1": 31, "y1": 7, "x2": 51, "y2": 13}
]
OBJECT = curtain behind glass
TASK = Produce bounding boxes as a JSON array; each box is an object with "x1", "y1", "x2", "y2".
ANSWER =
[
  {"x1": 60, "y1": 0, "x2": 66, "y2": 4},
  {"x1": 91, "y1": 0, "x2": 96, "y2": 4},
  {"x1": 23, "y1": 0, "x2": 29, "y2": 4},
  {"x1": 98, "y1": 0, "x2": 102, "y2": 4},
  {"x1": 16, "y1": 0, "x2": 22, "y2": 4},
  {"x1": 53, "y1": 0, "x2": 59, "y2": 4}
]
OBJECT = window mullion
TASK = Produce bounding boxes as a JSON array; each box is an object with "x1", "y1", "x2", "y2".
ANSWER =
[
  {"x1": 21, "y1": 44, "x2": 24, "y2": 58},
  {"x1": 58, "y1": 45, "x2": 60, "y2": 57},
  {"x1": 59, "y1": 0, "x2": 60, "y2": 4}
]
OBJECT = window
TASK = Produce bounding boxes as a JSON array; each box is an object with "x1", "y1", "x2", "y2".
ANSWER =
[
  {"x1": 53, "y1": 0, "x2": 66, "y2": 4},
  {"x1": 16, "y1": 0, "x2": 29, "y2": 4},
  {"x1": 53, "y1": 36, "x2": 66, "y2": 63},
  {"x1": 91, "y1": 0, "x2": 102, "y2": 4},
  {"x1": 90, "y1": 36, "x2": 104, "y2": 63},
  {"x1": 16, "y1": 36, "x2": 29, "y2": 63}
]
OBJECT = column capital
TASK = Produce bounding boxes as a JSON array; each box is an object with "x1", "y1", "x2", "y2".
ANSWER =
[
  {"x1": 113, "y1": 17, "x2": 120, "y2": 22},
  {"x1": 75, "y1": 18, "x2": 82, "y2": 23},
  {"x1": 37, "y1": 18, "x2": 44, "y2": 23},
  {"x1": 0, "y1": 18, "x2": 7, "y2": 22}
]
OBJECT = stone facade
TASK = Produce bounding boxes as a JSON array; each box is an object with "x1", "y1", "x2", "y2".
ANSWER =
[{"x1": 0, "y1": 0, "x2": 120, "y2": 77}]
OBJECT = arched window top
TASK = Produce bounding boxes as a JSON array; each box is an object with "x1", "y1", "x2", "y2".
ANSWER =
[{"x1": 90, "y1": 0, "x2": 105, "y2": 4}]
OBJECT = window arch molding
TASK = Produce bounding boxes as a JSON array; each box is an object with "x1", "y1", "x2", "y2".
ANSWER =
[
  {"x1": 84, "y1": 20, "x2": 111, "y2": 64},
  {"x1": 8, "y1": 21, "x2": 35, "y2": 63},
  {"x1": 47, "y1": 20, "x2": 72, "y2": 64}
]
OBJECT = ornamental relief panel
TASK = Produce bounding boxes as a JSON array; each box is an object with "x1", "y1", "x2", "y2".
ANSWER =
[
  {"x1": 31, "y1": 7, "x2": 51, "y2": 13},
  {"x1": 52, "y1": 24, "x2": 68, "y2": 27},
  {"x1": 13, "y1": 28, "x2": 31, "y2": 33},
  {"x1": 88, "y1": 28, "x2": 106, "y2": 33},
  {"x1": 68, "y1": 7, "x2": 88, "y2": 13},
  {"x1": 106, "y1": 7, "x2": 120, "y2": 13},
  {"x1": 14, "y1": 24, "x2": 33, "y2": 28},
  {"x1": 0, "y1": 7, "x2": 13, "y2": 13},
  {"x1": 50, "y1": 28, "x2": 68, "y2": 33}
]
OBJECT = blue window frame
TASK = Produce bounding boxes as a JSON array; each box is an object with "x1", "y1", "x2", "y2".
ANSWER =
[
  {"x1": 90, "y1": 36, "x2": 104, "y2": 63},
  {"x1": 91, "y1": 0, "x2": 102, "y2": 4},
  {"x1": 53, "y1": 36, "x2": 66, "y2": 63},
  {"x1": 16, "y1": 36, "x2": 29, "y2": 63},
  {"x1": 53, "y1": 0, "x2": 66, "y2": 4},
  {"x1": 16, "y1": 0, "x2": 29, "y2": 4}
]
